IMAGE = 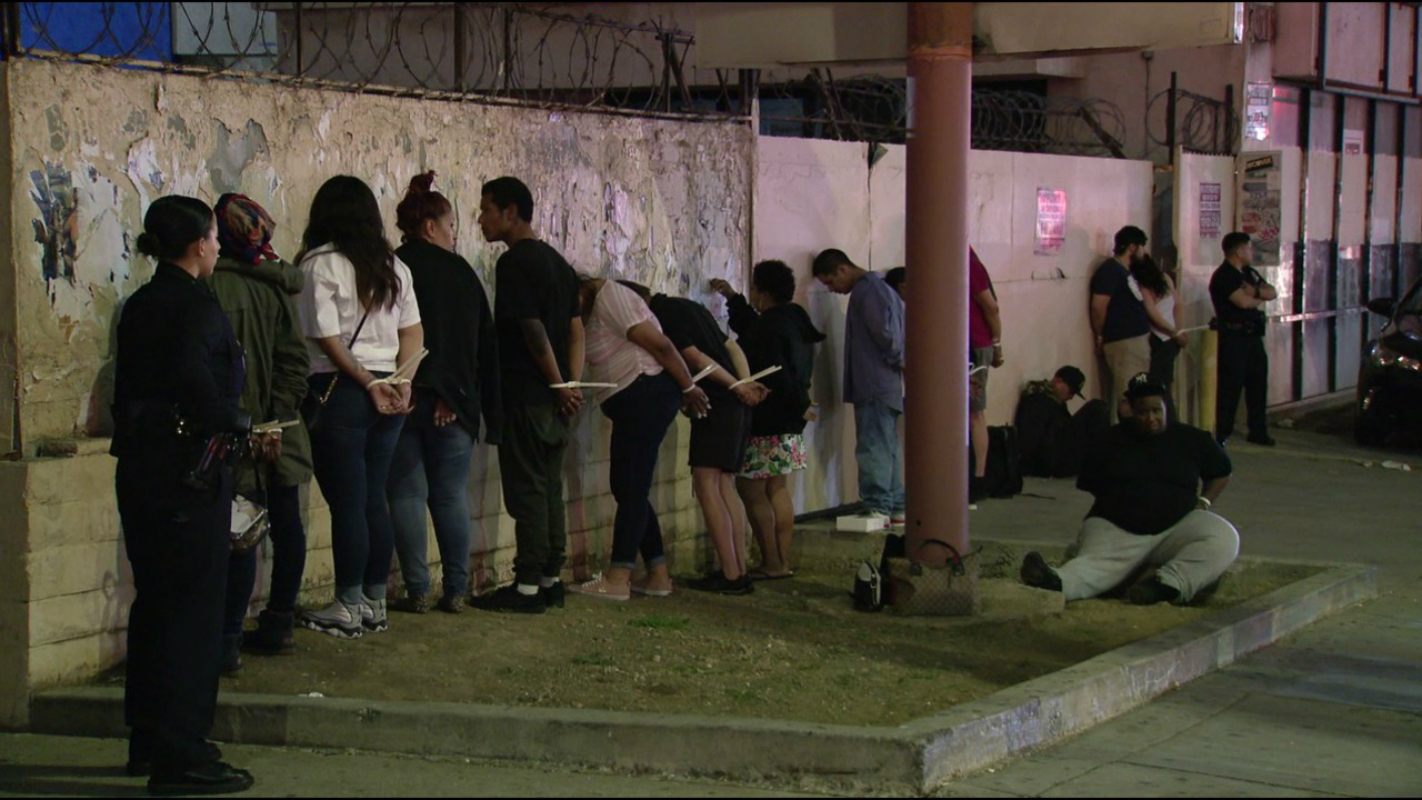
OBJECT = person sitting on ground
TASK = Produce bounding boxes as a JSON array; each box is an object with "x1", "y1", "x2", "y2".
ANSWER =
[
  {"x1": 1014, "y1": 365, "x2": 1109, "y2": 478},
  {"x1": 1019, "y1": 373, "x2": 1238, "y2": 606}
]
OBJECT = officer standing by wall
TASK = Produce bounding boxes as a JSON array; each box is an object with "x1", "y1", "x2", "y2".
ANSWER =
[
  {"x1": 1209, "y1": 232, "x2": 1277, "y2": 447},
  {"x1": 111, "y1": 195, "x2": 256, "y2": 795}
]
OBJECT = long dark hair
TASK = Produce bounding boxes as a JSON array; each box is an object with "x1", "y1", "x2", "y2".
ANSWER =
[
  {"x1": 135, "y1": 195, "x2": 213, "y2": 262},
  {"x1": 1131, "y1": 253, "x2": 1172, "y2": 298},
  {"x1": 395, "y1": 171, "x2": 453, "y2": 244},
  {"x1": 297, "y1": 175, "x2": 399, "y2": 310}
]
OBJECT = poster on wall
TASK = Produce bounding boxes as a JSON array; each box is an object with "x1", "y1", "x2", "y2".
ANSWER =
[
  {"x1": 1245, "y1": 81, "x2": 1271, "y2": 142},
  {"x1": 1034, "y1": 188, "x2": 1067, "y2": 255},
  {"x1": 1199, "y1": 182, "x2": 1222, "y2": 242},
  {"x1": 1237, "y1": 152, "x2": 1282, "y2": 267}
]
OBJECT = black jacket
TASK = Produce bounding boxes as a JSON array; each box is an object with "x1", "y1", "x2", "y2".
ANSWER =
[
  {"x1": 727, "y1": 294, "x2": 825, "y2": 437},
  {"x1": 395, "y1": 239, "x2": 503, "y2": 443},
  {"x1": 111, "y1": 263, "x2": 248, "y2": 490}
]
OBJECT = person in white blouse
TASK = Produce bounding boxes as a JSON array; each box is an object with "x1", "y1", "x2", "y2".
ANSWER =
[
  {"x1": 566, "y1": 276, "x2": 710, "y2": 602},
  {"x1": 294, "y1": 175, "x2": 424, "y2": 640},
  {"x1": 1133, "y1": 254, "x2": 1188, "y2": 420}
]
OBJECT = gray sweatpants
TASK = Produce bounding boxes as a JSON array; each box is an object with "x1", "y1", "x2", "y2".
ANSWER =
[{"x1": 1058, "y1": 511, "x2": 1240, "y2": 603}]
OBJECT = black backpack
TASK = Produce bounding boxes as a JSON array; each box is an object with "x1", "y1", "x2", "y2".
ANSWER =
[
  {"x1": 1015, "y1": 391, "x2": 1072, "y2": 477},
  {"x1": 982, "y1": 425, "x2": 1023, "y2": 498}
]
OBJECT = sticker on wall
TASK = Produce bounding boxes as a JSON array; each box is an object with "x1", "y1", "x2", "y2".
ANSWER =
[
  {"x1": 1034, "y1": 188, "x2": 1066, "y2": 256},
  {"x1": 1238, "y1": 152, "x2": 1282, "y2": 267},
  {"x1": 1343, "y1": 129, "x2": 1364, "y2": 156},
  {"x1": 1245, "y1": 81, "x2": 1271, "y2": 142},
  {"x1": 1199, "y1": 182, "x2": 1222, "y2": 242}
]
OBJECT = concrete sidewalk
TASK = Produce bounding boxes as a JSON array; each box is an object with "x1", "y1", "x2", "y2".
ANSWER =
[
  {"x1": 931, "y1": 426, "x2": 1422, "y2": 797},
  {"x1": 2, "y1": 425, "x2": 1417, "y2": 797}
]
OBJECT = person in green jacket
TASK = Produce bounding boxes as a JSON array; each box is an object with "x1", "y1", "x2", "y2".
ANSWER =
[{"x1": 208, "y1": 193, "x2": 314, "y2": 672}]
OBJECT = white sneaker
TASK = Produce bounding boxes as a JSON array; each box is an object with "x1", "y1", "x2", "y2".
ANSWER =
[
  {"x1": 299, "y1": 600, "x2": 364, "y2": 639},
  {"x1": 837, "y1": 513, "x2": 890, "y2": 533},
  {"x1": 361, "y1": 597, "x2": 389, "y2": 633}
]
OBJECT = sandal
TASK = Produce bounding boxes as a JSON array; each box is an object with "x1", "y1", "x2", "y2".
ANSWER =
[
  {"x1": 746, "y1": 569, "x2": 795, "y2": 582},
  {"x1": 631, "y1": 580, "x2": 674, "y2": 598},
  {"x1": 566, "y1": 574, "x2": 631, "y2": 602}
]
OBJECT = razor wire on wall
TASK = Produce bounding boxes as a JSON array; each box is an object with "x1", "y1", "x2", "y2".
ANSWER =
[
  {"x1": 2, "y1": 2, "x2": 750, "y2": 120},
  {"x1": 758, "y1": 74, "x2": 1132, "y2": 158},
  {"x1": 1, "y1": 2, "x2": 1229, "y2": 157}
]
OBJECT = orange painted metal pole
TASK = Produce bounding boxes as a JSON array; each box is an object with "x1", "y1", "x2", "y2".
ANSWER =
[{"x1": 905, "y1": 2, "x2": 972, "y2": 568}]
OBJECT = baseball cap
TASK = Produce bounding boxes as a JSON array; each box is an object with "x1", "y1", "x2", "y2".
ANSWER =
[
  {"x1": 1124, "y1": 372, "x2": 1169, "y2": 402},
  {"x1": 1054, "y1": 366, "x2": 1086, "y2": 399}
]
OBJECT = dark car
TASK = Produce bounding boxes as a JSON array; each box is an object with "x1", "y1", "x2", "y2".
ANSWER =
[{"x1": 1357, "y1": 276, "x2": 1422, "y2": 446}]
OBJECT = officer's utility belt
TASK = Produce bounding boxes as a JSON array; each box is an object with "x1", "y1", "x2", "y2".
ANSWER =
[
  {"x1": 173, "y1": 411, "x2": 248, "y2": 491},
  {"x1": 1215, "y1": 319, "x2": 1265, "y2": 337}
]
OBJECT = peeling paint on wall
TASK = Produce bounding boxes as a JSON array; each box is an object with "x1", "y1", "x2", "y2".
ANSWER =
[
  {"x1": 209, "y1": 119, "x2": 269, "y2": 194},
  {"x1": 7, "y1": 58, "x2": 752, "y2": 442},
  {"x1": 124, "y1": 138, "x2": 164, "y2": 211}
]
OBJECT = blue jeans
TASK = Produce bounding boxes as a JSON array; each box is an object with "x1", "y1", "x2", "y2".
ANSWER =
[
  {"x1": 854, "y1": 399, "x2": 904, "y2": 517},
  {"x1": 308, "y1": 374, "x2": 405, "y2": 604},
  {"x1": 389, "y1": 387, "x2": 476, "y2": 599},
  {"x1": 601, "y1": 373, "x2": 681, "y2": 569},
  {"x1": 224, "y1": 481, "x2": 306, "y2": 636}
]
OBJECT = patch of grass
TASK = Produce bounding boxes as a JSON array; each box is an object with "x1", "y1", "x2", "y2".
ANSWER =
[
  {"x1": 570, "y1": 653, "x2": 615, "y2": 667},
  {"x1": 628, "y1": 613, "x2": 690, "y2": 631},
  {"x1": 727, "y1": 687, "x2": 767, "y2": 704}
]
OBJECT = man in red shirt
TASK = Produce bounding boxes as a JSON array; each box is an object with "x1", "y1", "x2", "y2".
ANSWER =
[{"x1": 968, "y1": 248, "x2": 1004, "y2": 499}]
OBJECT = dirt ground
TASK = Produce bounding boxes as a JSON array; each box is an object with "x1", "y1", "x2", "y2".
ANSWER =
[{"x1": 104, "y1": 544, "x2": 1320, "y2": 728}]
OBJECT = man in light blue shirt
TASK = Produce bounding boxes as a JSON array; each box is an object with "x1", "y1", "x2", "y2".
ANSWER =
[{"x1": 813, "y1": 249, "x2": 906, "y2": 522}]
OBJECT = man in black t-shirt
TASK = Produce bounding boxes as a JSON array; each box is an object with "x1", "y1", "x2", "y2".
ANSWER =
[
  {"x1": 1209, "y1": 232, "x2": 1277, "y2": 447},
  {"x1": 1019, "y1": 374, "x2": 1239, "y2": 606},
  {"x1": 621, "y1": 282, "x2": 769, "y2": 594},
  {"x1": 1090, "y1": 226, "x2": 1154, "y2": 422},
  {"x1": 473, "y1": 176, "x2": 584, "y2": 615}
]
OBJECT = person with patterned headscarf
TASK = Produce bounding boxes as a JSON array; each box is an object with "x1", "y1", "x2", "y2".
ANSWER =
[{"x1": 207, "y1": 193, "x2": 314, "y2": 671}]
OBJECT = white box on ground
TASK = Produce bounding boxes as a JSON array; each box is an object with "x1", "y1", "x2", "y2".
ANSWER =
[{"x1": 837, "y1": 513, "x2": 890, "y2": 533}]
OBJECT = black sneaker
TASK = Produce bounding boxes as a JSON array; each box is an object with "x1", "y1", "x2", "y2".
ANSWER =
[
  {"x1": 1020, "y1": 551, "x2": 1063, "y2": 592},
  {"x1": 1127, "y1": 578, "x2": 1180, "y2": 606},
  {"x1": 969, "y1": 475, "x2": 988, "y2": 504},
  {"x1": 148, "y1": 761, "x2": 254, "y2": 796},
  {"x1": 541, "y1": 581, "x2": 566, "y2": 609},
  {"x1": 128, "y1": 737, "x2": 221, "y2": 778},
  {"x1": 219, "y1": 635, "x2": 242, "y2": 676},
  {"x1": 241, "y1": 610, "x2": 294, "y2": 656},
  {"x1": 470, "y1": 584, "x2": 547, "y2": 614},
  {"x1": 1246, "y1": 433, "x2": 1277, "y2": 447},
  {"x1": 685, "y1": 572, "x2": 755, "y2": 595}
]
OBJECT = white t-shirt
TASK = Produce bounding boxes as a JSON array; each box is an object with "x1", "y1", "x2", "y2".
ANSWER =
[
  {"x1": 584, "y1": 280, "x2": 664, "y2": 397},
  {"x1": 1152, "y1": 293, "x2": 1178, "y2": 342},
  {"x1": 298, "y1": 243, "x2": 421, "y2": 374}
]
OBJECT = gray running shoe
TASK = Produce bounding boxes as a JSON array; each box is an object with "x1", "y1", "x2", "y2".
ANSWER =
[{"x1": 298, "y1": 600, "x2": 364, "y2": 639}]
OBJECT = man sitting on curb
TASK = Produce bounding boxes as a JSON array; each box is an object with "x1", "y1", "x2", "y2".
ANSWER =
[{"x1": 1020, "y1": 373, "x2": 1239, "y2": 605}]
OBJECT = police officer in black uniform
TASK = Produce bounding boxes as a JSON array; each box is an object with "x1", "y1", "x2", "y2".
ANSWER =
[{"x1": 111, "y1": 195, "x2": 256, "y2": 795}]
